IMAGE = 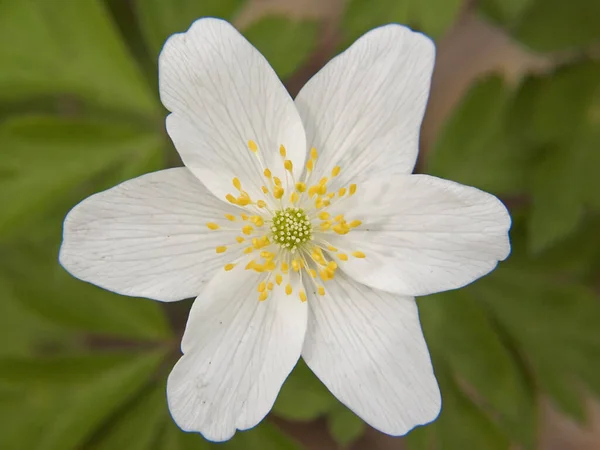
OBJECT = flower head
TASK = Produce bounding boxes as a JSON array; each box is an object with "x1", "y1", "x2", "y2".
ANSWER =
[{"x1": 60, "y1": 18, "x2": 511, "y2": 442}]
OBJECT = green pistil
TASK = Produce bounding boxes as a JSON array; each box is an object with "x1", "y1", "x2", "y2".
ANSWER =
[{"x1": 271, "y1": 207, "x2": 312, "y2": 251}]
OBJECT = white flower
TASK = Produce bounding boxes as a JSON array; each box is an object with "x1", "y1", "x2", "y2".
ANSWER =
[{"x1": 59, "y1": 18, "x2": 511, "y2": 442}]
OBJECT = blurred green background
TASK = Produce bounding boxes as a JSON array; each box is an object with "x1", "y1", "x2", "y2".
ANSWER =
[{"x1": 1, "y1": 0, "x2": 599, "y2": 449}]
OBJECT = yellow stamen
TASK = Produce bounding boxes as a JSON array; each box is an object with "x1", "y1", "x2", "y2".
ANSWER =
[
  {"x1": 224, "y1": 263, "x2": 235, "y2": 271},
  {"x1": 349, "y1": 220, "x2": 362, "y2": 228},
  {"x1": 232, "y1": 177, "x2": 241, "y2": 190},
  {"x1": 290, "y1": 192, "x2": 299, "y2": 204},
  {"x1": 285, "y1": 284, "x2": 293, "y2": 295},
  {"x1": 258, "y1": 281, "x2": 266, "y2": 292},
  {"x1": 264, "y1": 168, "x2": 272, "y2": 178},
  {"x1": 296, "y1": 182, "x2": 306, "y2": 192},
  {"x1": 284, "y1": 160, "x2": 293, "y2": 171},
  {"x1": 299, "y1": 290, "x2": 307, "y2": 302},
  {"x1": 216, "y1": 246, "x2": 227, "y2": 254},
  {"x1": 327, "y1": 245, "x2": 338, "y2": 252},
  {"x1": 248, "y1": 140, "x2": 258, "y2": 152},
  {"x1": 276, "y1": 274, "x2": 283, "y2": 285},
  {"x1": 319, "y1": 212, "x2": 330, "y2": 220},
  {"x1": 338, "y1": 187, "x2": 347, "y2": 197},
  {"x1": 352, "y1": 251, "x2": 366, "y2": 258},
  {"x1": 273, "y1": 177, "x2": 282, "y2": 187},
  {"x1": 243, "y1": 247, "x2": 254, "y2": 254},
  {"x1": 349, "y1": 184, "x2": 357, "y2": 195},
  {"x1": 280, "y1": 145, "x2": 287, "y2": 157},
  {"x1": 224, "y1": 214, "x2": 236, "y2": 221},
  {"x1": 331, "y1": 166, "x2": 341, "y2": 177},
  {"x1": 338, "y1": 253, "x2": 349, "y2": 261},
  {"x1": 242, "y1": 225, "x2": 253, "y2": 235},
  {"x1": 281, "y1": 262, "x2": 289, "y2": 273},
  {"x1": 258, "y1": 291, "x2": 268, "y2": 301},
  {"x1": 267, "y1": 282, "x2": 274, "y2": 291},
  {"x1": 274, "y1": 186, "x2": 284, "y2": 199},
  {"x1": 206, "y1": 222, "x2": 220, "y2": 230},
  {"x1": 257, "y1": 200, "x2": 267, "y2": 208},
  {"x1": 318, "y1": 286, "x2": 325, "y2": 296},
  {"x1": 306, "y1": 159, "x2": 314, "y2": 171},
  {"x1": 236, "y1": 236, "x2": 245, "y2": 243},
  {"x1": 310, "y1": 147, "x2": 318, "y2": 159},
  {"x1": 262, "y1": 185, "x2": 269, "y2": 194}
]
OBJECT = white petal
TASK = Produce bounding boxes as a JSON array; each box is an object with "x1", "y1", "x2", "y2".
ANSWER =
[
  {"x1": 59, "y1": 168, "x2": 245, "y2": 302},
  {"x1": 168, "y1": 264, "x2": 307, "y2": 441},
  {"x1": 159, "y1": 18, "x2": 306, "y2": 202},
  {"x1": 327, "y1": 175, "x2": 511, "y2": 296},
  {"x1": 295, "y1": 24, "x2": 434, "y2": 187},
  {"x1": 302, "y1": 273, "x2": 440, "y2": 435}
]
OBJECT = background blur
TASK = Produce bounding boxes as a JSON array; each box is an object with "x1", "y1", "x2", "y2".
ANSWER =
[{"x1": 1, "y1": 0, "x2": 599, "y2": 449}]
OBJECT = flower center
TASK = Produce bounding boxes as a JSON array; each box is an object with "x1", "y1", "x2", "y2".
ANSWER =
[
  {"x1": 205, "y1": 140, "x2": 366, "y2": 303},
  {"x1": 271, "y1": 207, "x2": 312, "y2": 251}
]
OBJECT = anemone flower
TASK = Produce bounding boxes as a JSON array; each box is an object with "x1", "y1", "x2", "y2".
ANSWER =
[{"x1": 59, "y1": 18, "x2": 511, "y2": 442}]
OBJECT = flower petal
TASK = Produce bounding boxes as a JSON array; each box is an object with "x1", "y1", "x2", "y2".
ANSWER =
[
  {"x1": 327, "y1": 175, "x2": 511, "y2": 296},
  {"x1": 295, "y1": 24, "x2": 434, "y2": 187},
  {"x1": 302, "y1": 273, "x2": 440, "y2": 435},
  {"x1": 168, "y1": 263, "x2": 307, "y2": 441},
  {"x1": 59, "y1": 168, "x2": 245, "y2": 302},
  {"x1": 159, "y1": 18, "x2": 306, "y2": 202}
]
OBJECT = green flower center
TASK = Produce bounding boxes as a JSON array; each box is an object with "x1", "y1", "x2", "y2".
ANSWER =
[{"x1": 271, "y1": 207, "x2": 312, "y2": 251}]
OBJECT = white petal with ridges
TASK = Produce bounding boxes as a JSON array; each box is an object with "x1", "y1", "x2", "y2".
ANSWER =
[
  {"x1": 327, "y1": 175, "x2": 511, "y2": 296},
  {"x1": 302, "y1": 273, "x2": 440, "y2": 435},
  {"x1": 160, "y1": 18, "x2": 306, "y2": 202},
  {"x1": 59, "y1": 168, "x2": 244, "y2": 302},
  {"x1": 168, "y1": 263, "x2": 307, "y2": 441},
  {"x1": 295, "y1": 24, "x2": 435, "y2": 189}
]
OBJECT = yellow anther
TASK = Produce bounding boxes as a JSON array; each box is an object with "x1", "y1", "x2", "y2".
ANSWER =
[
  {"x1": 318, "y1": 184, "x2": 327, "y2": 195},
  {"x1": 245, "y1": 260, "x2": 256, "y2": 270},
  {"x1": 252, "y1": 237, "x2": 260, "y2": 249},
  {"x1": 317, "y1": 286, "x2": 326, "y2": 296},
  {"x1": 257, "y1": 200, "x2": 267, "y2": 208},
  {"x1": 319, "y1": 269, "x2": 331, "y2": 281},
  {"x1": 285, "y1": 284, "x2": 293, "y2": 295},
  {"x1": 327, "y1": 261, "x2": 338, "y2": 270},
  {"x1": 242, "y1": 225, "x2": 253, "y2": 235},
  {"x1": 290, "y1": 192, "x2": 299, "y2": 204},
  {"x1": 258, "y1": 291, "x2": 268, "y2": 301},
  {"x1": 248, "y1": 140, "x2": 258, "y2": 152},
  {"x1": 237, "y1": 196, "x2": 250, "y2": 206},
  {"x1": 331, "y1": 166, "x2": 341, "y2": 177},
  {"x1": 338, "y1": 187, "x2": 347, "y2": 197},
  {"x1": 309, "y1": 269, "x2": 317, "y2": 278},
  {"x1": 273, "y1": 177, "x2": 282, "y2": 187},
  {"x1": 299, "y1": 290, "x2": 307, "y2": 302},
  {"x1": 280, "y1": 145, "x2": 287, "y2": 157},
  {"x1": 260, "y1": 251, "x2": 274, "y2": 259},
  {"x1": 265, "y1": 260, "x2": 276, "y2": 271},
  {"x1": 308, "y1": 186, "x2": 319, "y2": 198},
  {"x1": 334, "y1": 214, "x2": 344, "y2": 222},
  {"x1": 226, "y1": 194, "x2": 237, "y2": 204},
  {"x1": 273, "y1": 186, "x2": 284, "y2": 199},
  {"x1": 232, "y1": 177, "x2": 241, "y2": 190},
  {"x1": 264, "y1": 168, "x2": 272, "y2": 178},
  {"x1": 327, "y1": 245, "x2": 338, "y2": 252},
  {"x1": 206, "y1": 222, "x2": 220, "y2": 230},
  {"x1": 315, "y1": 198, "x2": 325, "y2": 209},
  {"x1": 250, "y1": 216, "x2": 264, "y2": 227},
  {"x1": 224, "y1": 214, "x2": 236, "y2": 221},
  {"x1": 267, "y1": 282, "x2": 274, "y2": 291},
  {"x1": 327, "y1": 193, "x2": 336, "y2": 199},
  {"x1": 236, "y1": 236, "x2": 245, "y2": 243},
  {"x1": 243, "y1": 247, "x2": 254, "y2": 254},
  {"x1": 252, "y1": 264, "x2": 265, "y2": 273},
  {"x1": 319, "y1": 212, "x2": 330, "y2": 220},
  {"x1": 296, "y1": 182, "x2": 306, "y2": 192},
  {"x1": 216, "y1": 246, "x2": 227, "y2": 254},
  {"x1": 352, "y1": 251, "x2": 366, "y2": 258},
  {"x1": 338, "y1": 253, "x2": 349, "y2": 261},
  {"x1": 284, "y1": 160, "x2": 293, "y2": 171},
  {"x1": 241, "y1": 214, "x2": 249, "y2": 221},
  {"x1": 320, "y1": 221, "x2": 332, "y2": 231},
  {"x1": 224, "y1": 263, "x2": 236, "y2": 271},
  {"x1": 281, "y1": 262, "x2": 289, "y2": 272},
  {"x1": 275, "y1": 274, "x2": 283, "y2": 285},
  {"x1": 319, "y1": 177, "x2": 328, "y2": 185},
  {"x1": 310, "y1": 147, "x2": 318, "y2": 159},
  {"x1": 349, "y1": 184, "x2": 357, "y2": 195},
  {"x1": 292, "y1": 260, "x2": 300, "y2": 272},
  {"x1": 306, "y1": 159, "x2": 314, "y2": 171},
  {"x1": 333, "y1": 224, "x2": 350, "y2": 235},
  {"x1": 349, "y1": 220, "x2": 362, "y2": 228},
  {"x1": 258, "y1": 281, "x2": 267, "y2": 292},
  {"x1": 262, "y1": 185, "x2": 269, "y2": 194}
]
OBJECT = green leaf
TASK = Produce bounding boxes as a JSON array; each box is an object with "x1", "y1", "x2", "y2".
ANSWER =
[
  {"x1": 327, "y1": 404, "x2": 366, "y2": 447},
  {"x1": 136, "y1": 0, "x2": 245, "y2": 60},
  {"x1": 0, "y1": 350, "x2": 165, "y2": 450},
  {"x1": 419, "y1": 290, "x2": 535, "y2": 447},
  {"x1": 513, "y1": 0, "x2": 600, "y2": 52},
  {"x1": 159, "y1": 420, "x2": 211, "y2": 450},
  {"x1": 220, "y1": 422, "x2": 303, "y2": 450},
  {"x1": 243, "y1": 17, "x2": 320, "y2": 79},
  {"x1": 0, "y1": 0, "x2": 157, "y2": 114},
  {"x1": 2, "y1": 237, "x2": 171, "y2": 341},
  {"x1": 0, "y1": 115, "x2": 163, "y2": 238},
  {"x1": 340, "y1": 0, "x2": 461, "y2": 51},
  {"x1": 428, "y1": 76, "x2": 532, "y2": 195},
  {"x1": 273, "y1": 359, "x2": 337, "y2": 421},
  {"x1": 90, "y1": 384, "x2": 166, "y2": 450},
  {"x1": 475, "y1": 267, "x2": 600, "y2": 422},
  {"x1": 478, "y1": 0, "x2": 535, "y2": 24}
]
